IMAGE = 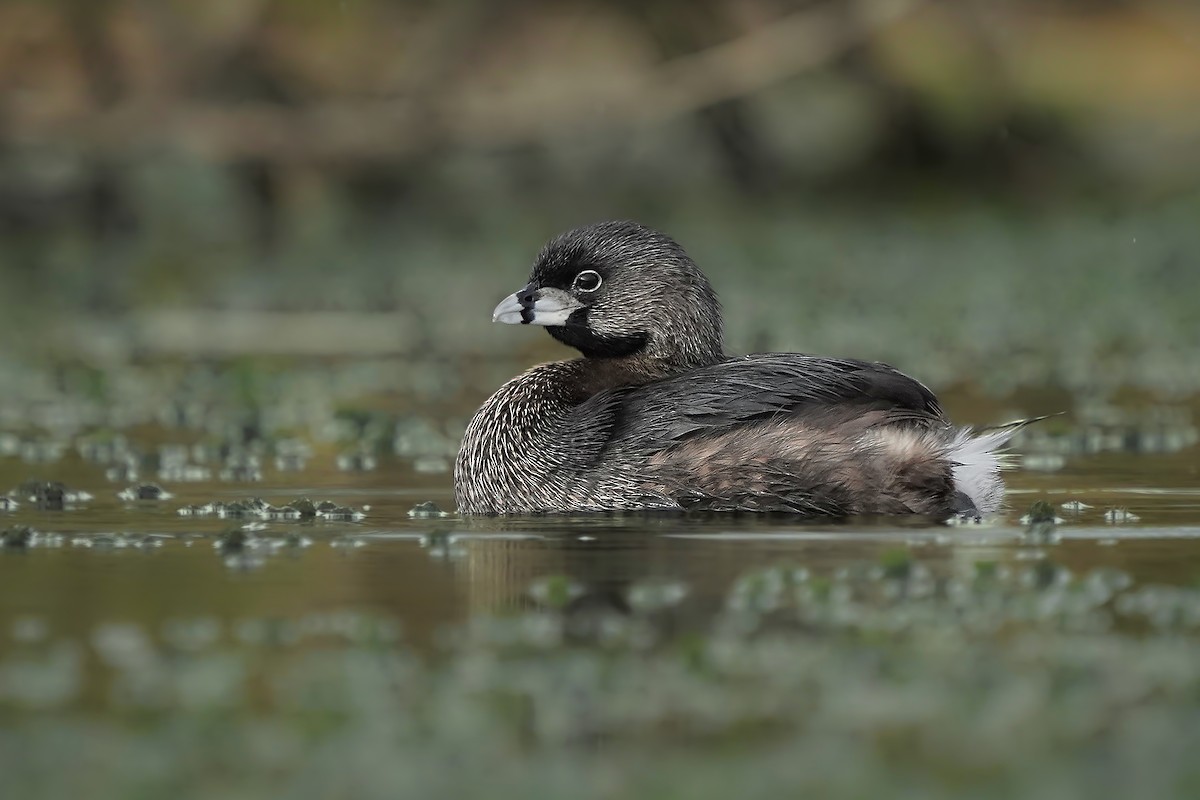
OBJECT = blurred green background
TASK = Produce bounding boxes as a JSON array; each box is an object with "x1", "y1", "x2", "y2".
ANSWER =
[{"x1": 2, "y1": 0, "x2": 1199, "y2": 393}]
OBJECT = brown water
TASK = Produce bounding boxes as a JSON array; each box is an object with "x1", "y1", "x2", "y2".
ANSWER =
[
  {"x1": 3, "y1": 450, "x2": 1199, "y2": 650},
  {"x1": 3, "y1": 371, "x2": 1200, "y2": 799}
]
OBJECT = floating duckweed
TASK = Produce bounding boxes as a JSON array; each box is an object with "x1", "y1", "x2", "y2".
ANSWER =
[
  {"x1": 2, "y1": 526, "x2": 37, "y2": 549},
  {"x1": 291, "y1": 611, "x2": 402, "y2": 646},
  {"x1": 174, "y1": 496, "x2": 363, "y2": 523},
  {"x1": 528, "y1": 576, "x2": 586, "y2": 609},
  {"x1": 877, "y1": 548, "x2": 914, "y2": 581},
  {"x1": 265, "y1": 505, "x2": 302, "y2": 521},
  {"x1": 287, "y1": 497, "x2": 318, "y2": 517},
  {"x1": 336, "y1": 451, "x2": 378, "y2": 472},
  {"x1": 1022, "y1": 501, "x2": 1059, "y2": 525},
  {"x1": 90, "y1": 622, "x2": 156, "y2": 670},
  {"x1": 19, "y1": 440, "x2": 67, "y2": 464},
  {"x1": 219, "y1": 465, "x2": 263, "y2": 482},
  {"x1": 72, "y1": 533, "x2": 166, "y2": 550},
  {"x1": 76, "y1": 432, "x2": 132, "y2": 464},
  {"x1": 727, "y1": 566, "x2": 812, "y2": 614},
  {"x1": 1103, "y1": 507, "x2": 1141, "y2": 524},
  {"x1": 1021, "y1": 500, "x2": 1062, "y2": 544},
  {"x1": 0, "y1": 642, "x2": 83, "y2": 709},
  {"x1": 806, "y1": 575, "x2": 833, "y2": 602},
  {"x1": 317, "y1": 505, "x2": 367, "y2": 522},
  {"x1": 274, "y1": 453, "x2": 308, "y2": 471},
  {"x1": 393, "y1": 416, "x2": 457, "y2": 459},
  {"x1": 974, "y1": 560, "x2": 1001, "y2": 581},
  {"x1": 208, "y1": 500, "x2": 260, "y2": 519},
  {"x1": 157, "y1": 463, "x2": 212, "y2": 482},
  {"x1": 233, "y1": 617, "x2": 301, "y2": 647},
  {"x1": 1116, "y1": 586, "x2": 1200, "y2": 630},
  {"x1": 408, "y1": 501, "x2": 450, "y2": 518},
  {"x1": 1082, "y1": 568, "x2": 1133, "y2": 603},
  {"x1": 274, "y1": 438, "x2": 312, "y2": 458},
  {"x1": 104, "y1": 461, "x2": 140, "y2": 482},
  {"x1": 627, "y1": 579, "x2": 690, "y2": 613},
  {"x1": 14, "y1": 481, "x2": 92, "y2": 510},
  {"x1": 161, "y1": 617, "x2": 222, "y2": 652},
  {"x1": 116, "y1": 483, "x2": 172, "y2": 502},
  {"x1": 413, "y1": 456, "x2": 451, "y2": 474},
  {"x1": 215, "y1": 529, "x2": 258, "y2": 554},
  {"x1": 2, "y1": 357, "x2": 1200, "y2": 795},
  {"x1": 1023, "y1": 560, "x2": 1071, "y2": 591}
]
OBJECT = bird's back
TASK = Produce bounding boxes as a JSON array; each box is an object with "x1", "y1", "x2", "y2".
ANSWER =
[{"x1": 582, "y1": 354, "x2": 962, "y2": 515}]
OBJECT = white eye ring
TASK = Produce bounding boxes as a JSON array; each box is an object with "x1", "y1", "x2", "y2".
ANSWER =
[{"x1": 574, "y1": 270, "x2": 603, "y2": 292}]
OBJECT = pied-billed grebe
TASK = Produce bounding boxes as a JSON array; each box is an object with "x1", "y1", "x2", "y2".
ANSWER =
[{"x1": 455, "y1": 220, "x2": 1018, "y2": 518}]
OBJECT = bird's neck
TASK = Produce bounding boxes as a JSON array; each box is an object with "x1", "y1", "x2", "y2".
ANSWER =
[{"x1": 573, "y1": 344, "x2": 725, "y2": 395}]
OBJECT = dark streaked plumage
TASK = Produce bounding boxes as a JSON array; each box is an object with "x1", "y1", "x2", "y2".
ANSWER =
[{"x1": 455, "y1": 220, "x2": 1013, "y2": 517}]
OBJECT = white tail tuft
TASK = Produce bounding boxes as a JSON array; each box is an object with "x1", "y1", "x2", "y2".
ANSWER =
[
  {"x1": 948, "y1": 415, "x2": 1053, "y2": 515},
  {"x1": 948, "y1": 428, "x2": 1016, "y2": 515}
]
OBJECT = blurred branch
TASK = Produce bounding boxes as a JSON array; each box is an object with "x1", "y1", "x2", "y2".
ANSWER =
[
  {"x1": 7, "y1": 0, "x2": 924, "y2": 162},
  {"x1": 612, "y1": 0, "x2": 922, "y2": 128}
]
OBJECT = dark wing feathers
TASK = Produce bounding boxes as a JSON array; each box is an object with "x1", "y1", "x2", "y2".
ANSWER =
[
  {"x1": 551, "y1": 353, "x2": 944, "y2": 478},
  {"x1": 556, "y1": 385, "x2": 632, "y2": 455},
  {"x1": 614, "y1": 354, "x2": 944, "y2": 443}
]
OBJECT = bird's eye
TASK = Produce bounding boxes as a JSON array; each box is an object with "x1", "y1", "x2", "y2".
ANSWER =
[{"x1": 574, "y1": 270, "x2": 603, "y2": 292}]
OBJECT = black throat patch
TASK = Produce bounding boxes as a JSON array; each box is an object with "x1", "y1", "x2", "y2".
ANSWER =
[{"x1": 548, "y1": 309, "x2": 649, "y2": 359}]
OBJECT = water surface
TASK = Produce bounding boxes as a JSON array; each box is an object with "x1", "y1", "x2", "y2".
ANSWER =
[{"x1": 3, "y1": 370, "x2": 1200, "y2": 799}]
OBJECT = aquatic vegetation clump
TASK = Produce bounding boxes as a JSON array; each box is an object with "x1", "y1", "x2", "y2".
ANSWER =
[
  {"x1": 408, "y1": 501, "x2": 450, "y2": 518},
  {"x1": 156, "y1": 462, "x2": 213, "y2": 482},
  {"x1": 104, "y1": 462, "x2": 141, "y2": 483},
  {"x1": 626, "y1": 579, "x2": 690, "y2": 613},
  {"x1": 1, "y1": 526, "x2": 64, "y2": 549},
  {"x1": 70, "y1": 533, "x2": 167, "y2": 550},
  {"x1": 1022, "y1": 500, "x2": 1062, "y2": 544},
  {"x1": 1, "y1": 526, "x2": 36, "y2": 549},
  {"x1": 17, "y1": 440, "x2": 67, "y2": 464},
  {"x1": 75, "y1": 433, "x2": 129, "y2": 460},
  {"x1": 176, "y1": 496, "x2": 365, "y2": 523},
  {"x1": 528, "y1": 576, "x2": 587, "y2": 609},
  {"x1": 336, "y1": 451, "x2": 378, "y2": 472},
  {"x1": 272, "y1": 439, "x2": 312, "y2": 472},
  {"x1": 1103, "y1": 507, "x2": 1141, "y2": 524},
  {"x1": 329, "y1": 535, "x2": 367, "y2": 550},
  {"x1": 12, "y1": 481, "x2": 92, "y2": 510},
  {"x1": 177, "y1": 499, "x2": 273, "y2": 519},
  {"x1": 218, "y1": 464, "x2": 264, "y2": 482},
  {"x1": 393, "y1": 416, "x2": 459, "y2": 462},
  {"x1": 116, "y1": 483, "x2": 173, "y2": 502}
]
